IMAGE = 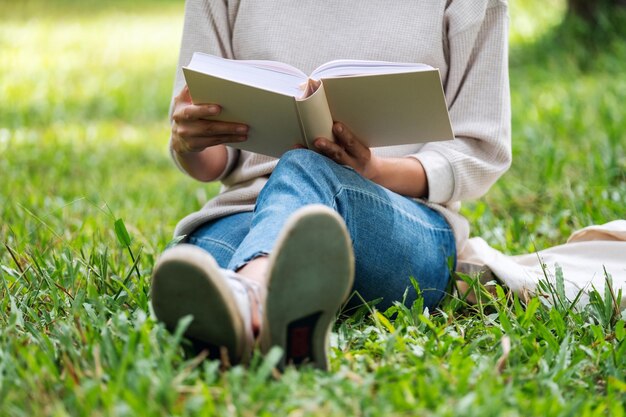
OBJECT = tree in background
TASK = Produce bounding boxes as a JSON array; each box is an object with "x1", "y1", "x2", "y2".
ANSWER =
[
  {"x1": 562, "y1": 0, "x2": 626, "y2": 50},
  {"x1": 568, "y1": 0, "x2": 626, "y2": 24}
]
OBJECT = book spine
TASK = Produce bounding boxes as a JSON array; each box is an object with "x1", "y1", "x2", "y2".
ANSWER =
[{"x1": 294, "y1": 83, "x2": 334, "y2": 149}]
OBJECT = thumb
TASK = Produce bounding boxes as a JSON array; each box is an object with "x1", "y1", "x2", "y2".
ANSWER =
[{"x1": 179, "y1": 84, "x2": 192, "y2": 103}]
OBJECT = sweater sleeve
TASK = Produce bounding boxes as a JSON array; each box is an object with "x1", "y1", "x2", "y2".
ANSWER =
[
  {"x1": 410, "y1": 0, "x2": 512, "y2": 204},
  {"x1": 168, "y1": 0, "x2": 239, "y2": 180}
]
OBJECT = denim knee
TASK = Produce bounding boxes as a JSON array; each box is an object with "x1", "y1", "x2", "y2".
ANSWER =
[
  {"x1": 275, "y1": 149, "x2": 337, "y2": 178},
  {"x1": 254, "y1": 149, "x2": 350, "y2": 214},
  {"x1": 273, "y1": 149, "x2": 363, "y2": 191}
]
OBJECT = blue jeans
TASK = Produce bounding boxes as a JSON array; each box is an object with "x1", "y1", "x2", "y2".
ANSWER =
[{"x1": 187, "y1": 149, "x2": 456, "y2": 310}]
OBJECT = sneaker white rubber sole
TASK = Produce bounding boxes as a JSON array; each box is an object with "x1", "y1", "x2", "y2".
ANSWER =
[
  {"x1": 150, "y1": 245, "x2": 250, "y2": 364},
  {"x1": 260, "y1": 205, "x2": 355, "y2": 370}
]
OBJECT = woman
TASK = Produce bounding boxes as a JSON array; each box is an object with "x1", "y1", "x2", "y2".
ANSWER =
[{"x1": 151, "y1": 0, "x2": 511, "y2": 370}]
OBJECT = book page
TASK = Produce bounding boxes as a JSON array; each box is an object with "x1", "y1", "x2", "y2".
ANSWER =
[
  {"x1": 240, "y1": 59, "x2": 308, "y2": 78},
  {"x1": 310, "y1": 59, "x2": 433, "y2": 80},
  {"x1": 187, "y1": 53, "x2": 307, "y2": 97}
]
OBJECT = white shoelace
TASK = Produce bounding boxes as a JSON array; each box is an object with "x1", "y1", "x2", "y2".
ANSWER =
[{"x1": 221, "y1": 269, "x2": 266, "y2": 343}]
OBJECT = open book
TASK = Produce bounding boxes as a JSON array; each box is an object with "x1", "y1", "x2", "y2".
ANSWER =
[{"x1": 183, "y1": 53, "x2": 454, "y2": 158}]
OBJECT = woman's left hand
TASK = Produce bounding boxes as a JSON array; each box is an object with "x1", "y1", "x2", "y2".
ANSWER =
[
  {"x1": 313, "y1": 122, "x2": 381, "y2": 181},
  {"x1": 313, "y1": 121, "x2": 429, "y2": 199}
]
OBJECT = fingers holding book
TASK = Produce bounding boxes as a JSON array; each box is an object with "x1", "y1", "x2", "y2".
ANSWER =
[
  {"x1": 314, "y1": 122, "x2": 380, "y2": 181},
  {"x1": 171, "y1": 85, "x2": 249, "y2": 154}
]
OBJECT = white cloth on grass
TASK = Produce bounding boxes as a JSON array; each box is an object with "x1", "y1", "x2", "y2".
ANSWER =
[{"x1": 458, "y1": 220, "x2": 626, "y2": 310}]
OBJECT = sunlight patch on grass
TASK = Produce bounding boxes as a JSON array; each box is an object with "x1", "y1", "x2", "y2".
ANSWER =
[
  {"x1": 0, "y1": 8, "x2": 182, "y2": 130},
  {"x1": 509, "y1": 0, "x2": 567, "y2": 45},
  {"x1": 4, "y1": 121, "x2": 169, "y2": 147}
]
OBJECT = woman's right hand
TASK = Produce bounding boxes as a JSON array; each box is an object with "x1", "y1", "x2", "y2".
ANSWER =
[{"x1": 170, "y1": 85, "x2": 249, "y2": 154}]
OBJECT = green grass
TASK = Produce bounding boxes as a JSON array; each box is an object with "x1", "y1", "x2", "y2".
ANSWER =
[{"x1": 1, "y1": 0, "x2": 625, "y2": 415}]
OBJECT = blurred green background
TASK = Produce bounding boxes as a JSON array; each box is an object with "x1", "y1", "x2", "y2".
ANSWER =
[
  {"x1": 1, "y1": 1, "x2": 626, "y2": 415},
  {"x1": 1, "y1": 0, "x2": 624, "y2": 257}
]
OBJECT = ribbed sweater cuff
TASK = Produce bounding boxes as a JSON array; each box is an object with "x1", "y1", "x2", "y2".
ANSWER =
[{"x1": 409, "y1": 150, "x2": 455, "y2": 204}]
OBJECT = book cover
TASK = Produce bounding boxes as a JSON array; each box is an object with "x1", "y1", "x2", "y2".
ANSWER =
[{"x1": 183, "y1": 53, "x2": 454, "y2": 158}]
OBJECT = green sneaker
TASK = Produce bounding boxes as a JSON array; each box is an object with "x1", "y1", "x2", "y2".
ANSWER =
[
  {"x1": 151, "y1": 244, "x2": 265, "y2": 365},
  {"x1": 260, "y1": 205, "x2": 355, "y2": 370}
]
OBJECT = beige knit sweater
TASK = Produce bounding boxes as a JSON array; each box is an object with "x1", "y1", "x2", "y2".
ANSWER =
[{"x1": 170, "y1": 0, "x2": 512, "y2": 252}]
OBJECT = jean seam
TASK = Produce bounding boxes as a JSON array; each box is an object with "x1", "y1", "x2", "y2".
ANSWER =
[
  {"x1": 337, "y1": 185, "x2": 453, "y2": 233},
  {"x1": 330, "y1": 187, "x2": 340, "y2": 211},
  {"x1": 187, "y1": 236, "x2": 238, "y2": 253}
]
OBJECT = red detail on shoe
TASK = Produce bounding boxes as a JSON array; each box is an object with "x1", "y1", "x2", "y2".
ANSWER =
[{"x1": 289, "y1": 326, "x2": 311, "y2": 359}]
